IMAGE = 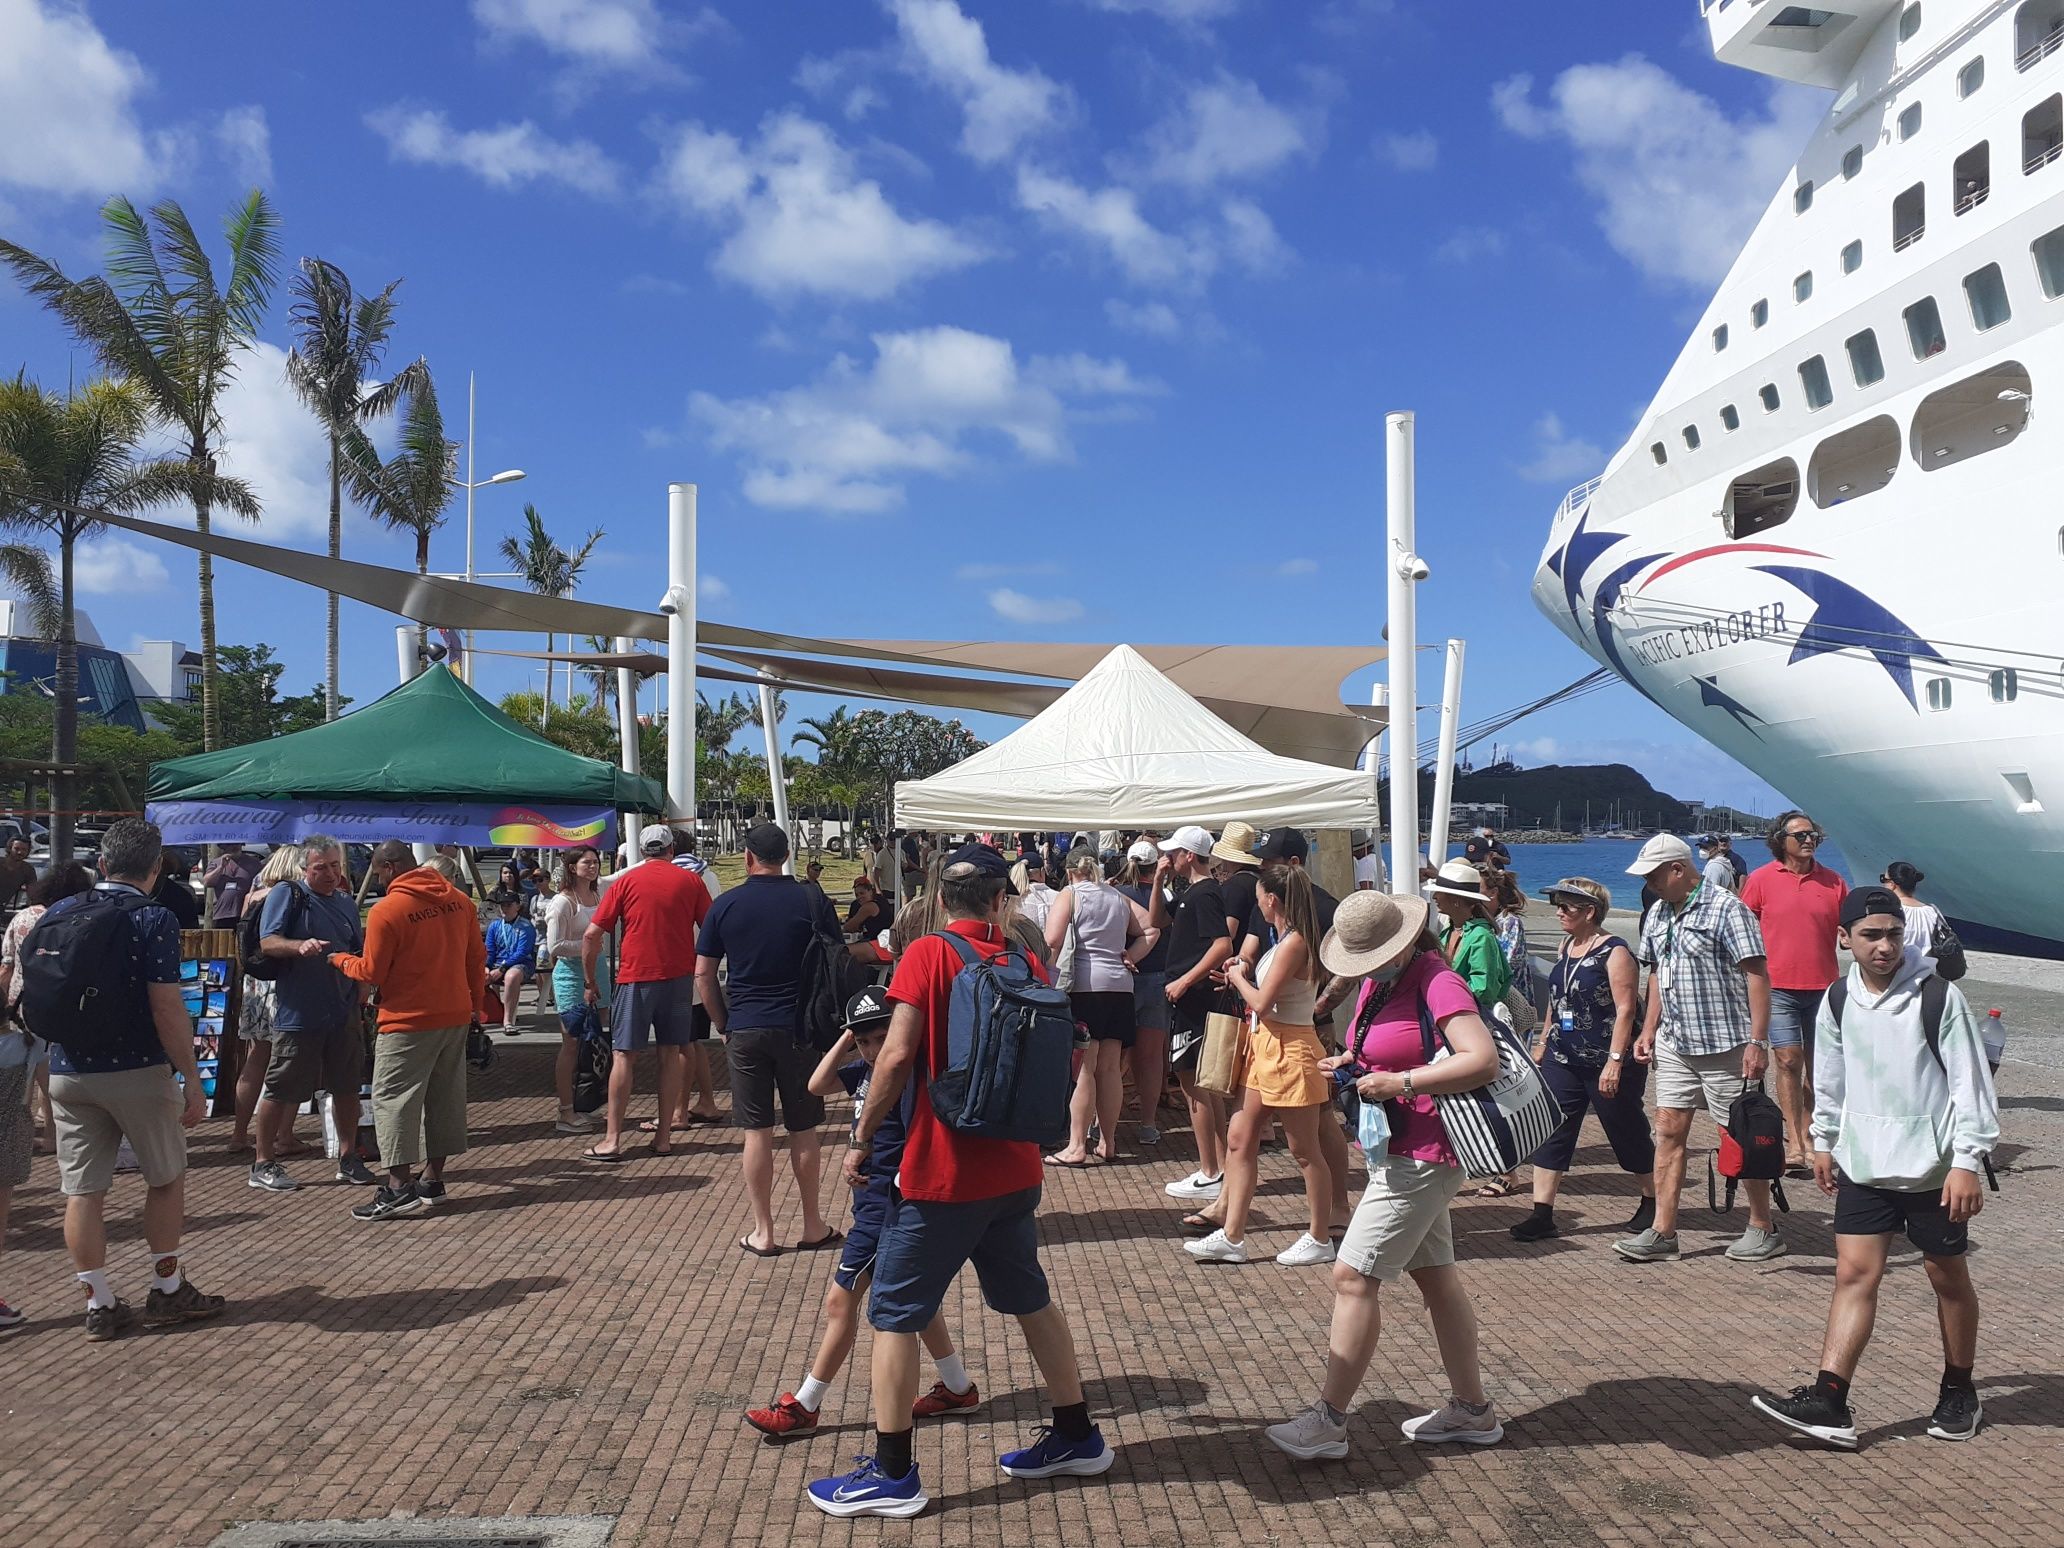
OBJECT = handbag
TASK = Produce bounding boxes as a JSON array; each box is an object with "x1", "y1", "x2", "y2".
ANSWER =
[
  {"x1": 1196, "y1": 988, "x2": 1249, "y2": 1097},
  {"x1": 1415, "y1": 995, "x2": 1560, "y2": 1177},
  {"x1": 1499, "y1": 982, "x2": 1539, "y2": 1038}
]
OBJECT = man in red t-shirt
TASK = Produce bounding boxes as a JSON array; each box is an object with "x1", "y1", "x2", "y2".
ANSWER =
[
  {"x1": 1740, "y1": 810, "x2": 1848, "y2": 1170},
  {"x1": 580, "y1": 824, "x2": 712, "y2": 1161},
  {"x1": 806, "y1": 844, "x2": 1110, "y2": 1519}
]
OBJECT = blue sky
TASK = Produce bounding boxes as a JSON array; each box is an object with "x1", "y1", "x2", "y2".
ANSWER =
[{"x1": 0, "y1": 0, "x2": 1823, "y2": 811}]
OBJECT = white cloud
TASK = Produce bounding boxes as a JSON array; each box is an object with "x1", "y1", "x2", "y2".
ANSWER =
[
  {"x1": 656, "y1": 113, "x2": 989, "y2": 302},
  {"x1": 1104, "y1": 298, "x2": 1182, "y2": 338},
  {"x1": 203, "y1": 340, "x2": 333, "y2": 541},
  {"x1": 1016, "y1": 169, "x2": 1282, "y2": 289},
  {"x1": 1432, "y1": 225, "x2": 1506, "y2": 264},
  {"x1": 698, "y1": 573, "x2": 730, "y2": 603},
  {"x1": 0, "y1": 0, "x2": 163, "y2": 195},
  {"x1": 1493, "y1": 56, "x2": 1823, "y2": 289},
  {"x1": 988, "y1": 588, "x2": 1083, "y2": 624},
  {"x1": 75, "y1": 539, "x2": 167, "y2": 595},
  {"x1": 1133, "y1": 73, "x2": 1312, "y2": 188},
  {"x1": 1518, "y1": 412, "x2": 1606, "y2": 485},
  {"x1": 1219, "y1": 197, "x2": 1288, "y2": 271},
  {"x1": 366, "y1": 105, "x2": 622, "y2": 195},
  {"x1": 690, "y1": 325, "x2": 1158, "y2": 513},
  {"x1": 1375, "y1": 128, "x2": 1437, "y2": 172},
  {"x1": 1088, "y1": 0, "x2": 1240, "y2": 20},
  {"x1": 885, "y1": 0, "x2": 1069, "y2": 165},
  {"x1": 472, "y1": 0, "x2": 681, "y2": 68},
  {"x1": 214, "y1": 106, "x2": 272, "y2": 185},
  {"x1": 1276, "y1": 557, "x2": 1318, "y2": 577}
]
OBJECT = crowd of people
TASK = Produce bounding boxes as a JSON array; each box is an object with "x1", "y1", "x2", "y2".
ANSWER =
[{"x1": 0, "y1": 806, "x2": 2007, "y2": 1512}]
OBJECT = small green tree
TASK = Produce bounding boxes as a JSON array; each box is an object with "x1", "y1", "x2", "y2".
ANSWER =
[{"x1": 152, "y1": 643, "x2": 337, "y2": 752}]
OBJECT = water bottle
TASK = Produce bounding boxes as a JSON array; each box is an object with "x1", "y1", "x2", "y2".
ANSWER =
[{"x1": 1983, "y1": 1008, "x2": 2008, "y2": 1068}]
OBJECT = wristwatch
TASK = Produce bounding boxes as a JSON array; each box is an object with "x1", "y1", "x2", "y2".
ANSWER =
[
  {"x1": 1748, "y1": 1037, "x2": 1771, "y2": 1047},
  {"x1": 1401, "y1": 1070, "x2": 1416, "y2": 1097},
  {"x1": 1607, "y1": 1050, "x2": 1625, "y2": 1062}
]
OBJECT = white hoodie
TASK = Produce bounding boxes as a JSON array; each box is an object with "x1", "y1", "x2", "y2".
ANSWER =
[{"x1": 1811, "y1": 945, "x2": 1999, "y2": 1191}]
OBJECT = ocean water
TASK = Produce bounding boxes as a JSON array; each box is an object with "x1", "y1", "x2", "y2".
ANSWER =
[{"x1": 1496, "y1": 838, "x2": 1854, "y2": 912}]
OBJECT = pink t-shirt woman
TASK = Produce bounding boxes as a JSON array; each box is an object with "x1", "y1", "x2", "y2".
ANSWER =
[{"x1": 1345, "y1": 949, "x2": 1480, "y2": 1166}]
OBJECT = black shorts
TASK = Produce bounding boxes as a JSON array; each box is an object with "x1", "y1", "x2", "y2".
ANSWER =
[
  {"x1": 1833, "y1": 1174, "x2": 1968, "y2": 1256},
  {"x1": 726, "y1": 1026, "x2": 826, "y2": 1133},
  {"x1": 1168, "y1": 988, "x2": 1212, "y2": 1067},
  {"x1": 1071, "y1": 989, "x2": 1135, "y2": 1048}
]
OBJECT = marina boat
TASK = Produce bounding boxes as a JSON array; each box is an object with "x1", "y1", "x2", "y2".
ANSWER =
[{"x1": 1534, "y1": 0, "x2": 2064, "y2": 955}]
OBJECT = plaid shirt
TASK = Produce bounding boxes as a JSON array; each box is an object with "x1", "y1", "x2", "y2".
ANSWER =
[{"x1": 1635, "y1": 884, "x2": 1767, "y2": 1056}]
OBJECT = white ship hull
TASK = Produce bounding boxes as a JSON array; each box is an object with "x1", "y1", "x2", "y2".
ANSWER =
[{"x1": 1534, "y1": 0, "x2": 2064, "y2": 954}]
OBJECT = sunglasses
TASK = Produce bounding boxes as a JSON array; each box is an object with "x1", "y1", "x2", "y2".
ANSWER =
[{"x1": 1785, "y1": 829, "x2": 1824, "y2": 844}]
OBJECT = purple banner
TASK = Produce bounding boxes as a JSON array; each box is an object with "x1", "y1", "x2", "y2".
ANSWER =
[{"x1": 146, "y1": 798, "x2": 618, "y2": 849}]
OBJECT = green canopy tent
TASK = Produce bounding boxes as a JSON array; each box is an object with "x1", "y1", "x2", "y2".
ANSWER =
[{"x1": 145, "y1": 665, "x2": 663, "y2": 851}]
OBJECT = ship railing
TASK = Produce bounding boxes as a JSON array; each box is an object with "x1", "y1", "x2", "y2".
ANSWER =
[
  {"x1": 1954, "y1": 186, "x2": 1991, "y2": 215},
  {"x1": 2020, "y1": 22, "x2": 2064, "y2": 71},
  {"x1": 2026, "y1": 141, "x2": 2063, "y2": 174},
  {"x1": 1556, "y1": 474, "x2": 1604, "y2": 521},
  {"x1": 1894, "y1": 223, "x2": 1926, "y2": 252}
]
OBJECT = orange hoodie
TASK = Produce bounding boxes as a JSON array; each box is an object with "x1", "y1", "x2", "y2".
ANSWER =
[{"x1": 331, "y1": 866, "x2": 486, "y2": 1033}]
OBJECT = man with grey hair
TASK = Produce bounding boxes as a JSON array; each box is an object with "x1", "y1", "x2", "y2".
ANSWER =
[
  {"x1": 35, "y1": 818, "x2": 225, "y2": 1339},
  {"x1": 248, "y1": 835, "x2": 372, "y2": 1192}
]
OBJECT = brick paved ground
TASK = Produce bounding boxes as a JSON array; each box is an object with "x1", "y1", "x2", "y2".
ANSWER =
[{"x1": 4, "y1": 1016, "x2": 2060, "y2": 1548}]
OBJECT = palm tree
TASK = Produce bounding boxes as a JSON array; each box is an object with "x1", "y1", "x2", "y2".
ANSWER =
[
  {"x1": 497, "y1": 503, "x2": 602, "y2": 722},
  {"x1": 285, "y1": 257, "x2": 428, "y2": 720},
  {"x1": 342, "y1": 374, "x2": 455, "y2": 662},
  {"x1": 0, "y1": 374, "x2": 254, "y2": 860},
  {"x1": 793, "y1": 707, "x2": 871, "y2": 853},
  {"x1": 0, "y1": 191, "x2": 280, "y2": 751}
]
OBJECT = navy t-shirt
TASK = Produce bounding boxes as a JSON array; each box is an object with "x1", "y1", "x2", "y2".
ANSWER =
[
  {"x1": 838, "y1": 1059, "x2": 909, "y2": 1195},
  {"x1": 44, "y1": 883, "x2": 183, "y2": 1076},
  {"x1": 696, "y1": 874, "x2": 839, "y2": 1035},
  {"x1": 261, "y1": 882, "x2": 364, "y2": 1033}
]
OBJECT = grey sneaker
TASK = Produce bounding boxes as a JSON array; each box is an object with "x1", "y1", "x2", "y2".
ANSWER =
[
  {"x1": 1613, "y1": 1227, "x2": 1680, "y2": 1263},
  {"x1": 1725, "y1": 1224, "x2": 1788, "y2": 1262},
  {"x1": 335, "y1": 1154, "x2": 377, "y2": 1187},
  {"x1": 247, "y1": 1161, "x2": 298, "y2": 1192},
  {"x1": 1401, "y1": 1396, "x2": 1504, "y2": 1446},
  {"x1": 1266, "y1": 1401, "x2": 1349, "y2": 1460},
  {"x1": 1136, "y1": 1124, "x2": 1161, "y2": 1146}
]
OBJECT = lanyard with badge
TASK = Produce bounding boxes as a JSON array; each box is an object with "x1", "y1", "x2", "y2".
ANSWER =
[{"x1": 1656, "y1": 883, "x2": 1702, "y2": 995}]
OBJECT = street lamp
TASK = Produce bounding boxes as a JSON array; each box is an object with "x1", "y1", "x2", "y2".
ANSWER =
[{"x1": 446, "y1": 371, "x2": 527, "y2": 682}]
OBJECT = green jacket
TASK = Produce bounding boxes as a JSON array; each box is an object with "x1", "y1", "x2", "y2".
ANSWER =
[{"x1": 1442, "y1": 916, "x2": 1512, "y2": 1015}]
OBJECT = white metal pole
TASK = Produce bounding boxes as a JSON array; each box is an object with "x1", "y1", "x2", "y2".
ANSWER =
[
  {"x1": 1385, "y1": 411, "x2": 1420, "y2": 897},
  {"x1": 666, "y1": 483, "x2": 696, "y2": 832},
  {"x1": 615, "y1": 635, "x2": 641, "y2": 777},
  {"x1": 757, "y1": 678, "x2": 792, "y2": 874},
  {"x1": 395, "y1": 626, "x2": 418, "y2": 686},
  {"x1": 463, "y1": 372, "x2": 476, "y2": 685},
  {"x1": 1425, "y1": 639, "x2": 1467, "y2": 868}
]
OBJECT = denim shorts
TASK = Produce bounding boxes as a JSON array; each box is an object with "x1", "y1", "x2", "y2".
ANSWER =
[
  {"x1": 868, "y1": 1185, "x2": 1050, "y2": 1333},
  {"x1": 559, "y1": 1000, "x2": 604, "y2": 1042},
  {"x1": 1766, "y1": 987, "x2": 1823, "y2": 1051},
  {"x1": 834, "y1": 1183, "x2": 897, "y2": 1292}
]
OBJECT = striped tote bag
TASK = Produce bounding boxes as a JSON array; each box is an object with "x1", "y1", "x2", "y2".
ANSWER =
[{"x1": 1414, "y1": 996, "x2": 1559, "y2": 1177}]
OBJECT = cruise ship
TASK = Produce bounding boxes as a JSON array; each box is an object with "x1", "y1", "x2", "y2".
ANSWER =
[{"x1": 1532, "y1": 0, "x2": 2064, "y2": 956}]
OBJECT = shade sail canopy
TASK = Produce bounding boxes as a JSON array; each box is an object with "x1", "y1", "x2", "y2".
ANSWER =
[
  {"x1": 895, "y1": 645, "x2": 1382, "y2": 831},
  {"x1": 147, "y1": 665, "x2": 665, "y2": 809}
]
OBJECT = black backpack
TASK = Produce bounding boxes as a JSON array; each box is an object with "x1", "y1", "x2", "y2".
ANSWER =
[
  {"x1": 1825, "y1": 975, "x2": 1998, "y2": 1190},
  {"x1": 1710, "y1": 1081, "x2": 1792, "y2": 1215},
  {"x1": 797, "y1": 893, "x2": 871, "y2": 1052},
  {"x1": 237, "y1": 883, "x2": 308, "y2": 983},
  {"x1": 19, "y1": 890, "x2": 154, "y2": 1058}
]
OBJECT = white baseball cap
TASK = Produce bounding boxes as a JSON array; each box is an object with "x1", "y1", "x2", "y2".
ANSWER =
[
  {"x1": 1157, "y1": 824, "x2": 1213, "y2": 857},
  {"x1": 638, "y1": 823, "x2": 675, "y2": 854},
  {"x1": 1625, "y1": 833, "x2": 1695, "y2": 877},
  {"x1": 1126, "y1": 839, "x2": 1158, "y2": 864}
]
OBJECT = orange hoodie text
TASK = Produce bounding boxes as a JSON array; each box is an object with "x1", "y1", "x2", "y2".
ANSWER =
[{"x1": 331, "y1": 866, "x2": 486, "y2": 1033}]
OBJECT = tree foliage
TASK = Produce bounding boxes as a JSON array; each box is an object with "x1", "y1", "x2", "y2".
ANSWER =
[{"x1": 152, "y1": 643, "x2": 335, "y2": 752}]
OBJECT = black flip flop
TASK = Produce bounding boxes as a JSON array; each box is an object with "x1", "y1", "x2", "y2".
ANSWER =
[
  {"x1": 684, "y1": 1113, "x2": 724, "y2": 1126},
  {"x1": 583, "y1": 1146, "x2": 626, "y2": 1165},
  {"x1": 648, "y1": 1144, "x2": 674, "y2": 1157},
  {"x1": 1044, "y1": 1153, "x2": 1101, "y2": 1168},
  {"x1": 739, "y1": 1236, "x2": 783, "y2": 1258},
  {"x1": 796, "y1": 1229, "x2": 845, "y2": 1252}
]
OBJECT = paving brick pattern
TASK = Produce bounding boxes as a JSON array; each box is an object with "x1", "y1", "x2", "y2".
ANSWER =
[{"x1": 3, "y1": 1034, "x2": 2059, "y2": 1547}]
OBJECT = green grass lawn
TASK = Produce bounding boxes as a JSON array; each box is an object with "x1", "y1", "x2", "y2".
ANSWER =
[{"x1": 707, "y1": 850, "x2": 866, "y2": 895}]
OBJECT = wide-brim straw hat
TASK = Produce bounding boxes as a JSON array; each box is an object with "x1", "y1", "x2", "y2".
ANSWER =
[
  {"x1": 1430, "y1": 858, "x2": 1490, "y2": 902},
  {"x1": 1320, "y1": 891, "x2": 1433, "y2": 979},
  {"x1": 1211, "y1": 820, "x2": 1263, "y2": 867}
]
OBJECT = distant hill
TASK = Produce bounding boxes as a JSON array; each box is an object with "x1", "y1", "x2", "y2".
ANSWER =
[{"x1": 1425, "y1": 762, "x2": 1701, "y2": 832}]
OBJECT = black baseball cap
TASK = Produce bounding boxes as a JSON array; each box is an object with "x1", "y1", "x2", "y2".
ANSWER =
[
  {"x1": 743, "y1": 823, "x2": 790, "y2": 864},
  {"x1": 1840, "y1": 885, "x2": 1905, "y2": 929},
  {"x1": 844, "y1": 985, "x2": 893, "y2": 1032},
  {"x1": 487, "y1": 887, "x2": 521, "y2": 906},
  {"x1": 1255, "y1": 828, "x2": 1310, "y2": 863},
  {"x1": 943, "y1": 841, "x2": 1016, "y2": 892}
]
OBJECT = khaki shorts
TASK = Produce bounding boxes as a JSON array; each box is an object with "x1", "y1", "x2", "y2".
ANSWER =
[
  {"x1": 49, "y1": 1065, "x2": 187, "y2": 1196},
  {"x1": 1337, "y1": 1155, "x2": 1464, "y2": 1281},
  {"x1": 1654, "y1": 1043, "x2": 1748, "y2": 1128},
  {"x1": 263, "y1": 1019, "x2": 365, "y2": 1105}
]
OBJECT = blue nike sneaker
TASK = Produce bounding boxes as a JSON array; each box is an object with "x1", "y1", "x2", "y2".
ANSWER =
[
  {"x1": 805, "y1": 1456, "x2": 928, "y2": 1518},
  {"x1": 999, "y1": 1424, "x2": 1115, "y2": 1479}
]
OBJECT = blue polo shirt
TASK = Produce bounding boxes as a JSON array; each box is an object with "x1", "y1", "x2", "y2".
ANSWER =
[
  {"x1": 695, "y1": 874, "x2": 838, "y2": 1035},
  {"x1": 260, "y1": 882, "x2": 364, "y2": 1034},
  {"x1": 44, "y1": 883, "x2": 183, "y2": 1076}
]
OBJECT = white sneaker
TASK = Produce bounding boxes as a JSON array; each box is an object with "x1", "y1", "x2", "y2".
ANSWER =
[
  {"x1": 1165, "y1": 1170, "x2": 1224, "y2": 1200},
  {"x1": 1184, "y1": 1228, "x2": 1248, "y2": 1263},
  {"x1": 1265, "y1": 1401, "x2": 1349, "y2": 1460},
  {"x1": 1275, "y1": 1232, "x2": 1337, "y2": 1267},
  {"x1": 554, "y1": 1113, "x2": 597, "y2": 1134},
  {"x1": 1401, "y1": 1396, "x2": 1504, "y2": 1446}
]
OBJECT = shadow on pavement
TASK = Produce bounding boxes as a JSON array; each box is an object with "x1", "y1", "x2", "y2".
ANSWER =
[{"x1": 229, "y1": 1272, "x2": 569, "y2": 1331}]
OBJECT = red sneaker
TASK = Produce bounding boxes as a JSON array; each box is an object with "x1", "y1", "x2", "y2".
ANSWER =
[
  {"x1": 744, "y1": 1393, "x2": 820, "y2": 1438},
  {"x1": 912, "y1": 1380, "x2": 981, "y2": 1419}
]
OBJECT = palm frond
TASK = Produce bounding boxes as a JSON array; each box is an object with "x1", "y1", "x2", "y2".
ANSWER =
[
  {"x1": 357, "y1": 353, "x2": 428, "y2": 421},
  {"x1": 0, "y1": 542, "x2": 59, "y2": 637},
  {"x1": 219, "y1": 189, "x2": 281, "y2": 344}
]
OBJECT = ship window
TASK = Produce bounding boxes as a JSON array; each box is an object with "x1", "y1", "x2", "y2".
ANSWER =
[
  {"x1": 1893, "y1": 182, "x2": 1926, "y2": 249},
  {"x1": 1958, "y1": 57, "x2": 1985, "y2": 98},
  {"x1": 1721, "y1": 403, "x2": 1741, "y2": 431},
  {"x1": 1842, "y1": 239, "x2": 1863, "y2": 273},
  {"x1": 1799, "y1": 354, "x2": 1835, "y2": 409},
  {"x1": 1954, "y1": 143, "x2": 1991, "y2": 214},
  {"x1": 1992, "y1": 667, "x2": 2020, "y2": 702},
  {"x1": 1794, "y1": 270, "x2": 1814, "y2": 302},
  {"x1": 2017, "y1": 3, "x2": 2064, "y2": 70},
  {"x1": 1759, "y1": 382, "x2": 1782, "y2": 412},
  {"x1": 2032, "y1": 222, "x2": 2064, "y2": 294},
  {"x1": 1683, "y1": 424, "x2": 1702, "y2": 450},
  {"x1": 1965, "y1": 262, "x2": 2012, "y2": 329},
  {"x1": 2024, "y1": 94, "x2": 2063, "y2": 170},
  {"x1": 1898, "y1": 103, "x2": 1924, "y2": 141},
  {"x1": 1911, "y1": 359, "x2": 2032, "y2": 470},
  {"x1": 1751, "y1": 297, "x2": 1770, "y2": 328},
  {"x1": 1795, "y1": 180, "x2": 1815, "y2": 214},
  {"x1": 1810, "y1": 414, "x2": 1900, "y2": 506},
  {"x1": 1926, "y1": 677, "x2": 1952, "y2": 711},
  {"x1": 1723, "y1": 457, "x2": 1800, "y2": 539},
  {"x1": 1713, "y1": 323, "x2": 1729, "y2": 351},
  {"x1": 1900, "y1": 3, "x2": 1922, "y2": 42},
  {"x1": 1846, "y1": 327, "x2": 1886, "y2": 385},
  {"x1": 1651, "y1": 441, "x2": 1667, "y2": 466},
  {"x1": 1905, "y1": 295, "x2": 1947, "y2": 357},
  {"x1": 1842, "y1": 144, "x2": 1864, "y2": 179}
]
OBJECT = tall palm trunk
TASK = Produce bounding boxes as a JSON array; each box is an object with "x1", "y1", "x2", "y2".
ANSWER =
[
  {"x1": 54, "y1": 529, "x2": 78, "y2": 867},
  {"x1": 192, "y1": 444, "x2": 221, "y2": 752},
  {"x1": 415, "y1": 530, "x2": 432, "y2": 662},
  {"x1": 325, "y1": 435, "x2": 342, "y2": 719}
]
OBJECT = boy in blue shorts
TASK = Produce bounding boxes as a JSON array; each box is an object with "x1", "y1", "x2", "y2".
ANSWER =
[{"x1": 743, "y1": 986, "x2": 979, "y2": 1439}]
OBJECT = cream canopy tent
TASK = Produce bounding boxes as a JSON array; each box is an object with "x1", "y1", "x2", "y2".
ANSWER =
[{"x1": 895, "y1": 644, "x2": 1383, "y2": 831}]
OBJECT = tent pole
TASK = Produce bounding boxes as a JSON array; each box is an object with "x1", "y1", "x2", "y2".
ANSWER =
[
  {"x1": 616, "y1": 633, "x2": 642, "y2": 846},
  {"x1": 398, "y1": 628, "x2": 434, "y2": 863},
  {"x1": 757, "y1": 676, "x2": 792, "y2": 875},
  {"x1": 1385, "y1": 410, "x2": 1422, "y2": 897},
  {"x1": 666, "y1": 484, "x2": 696, "y2": 838},
  {"x1": 1426, "y1": 639, "x2": 1466, "y2": 869}
]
